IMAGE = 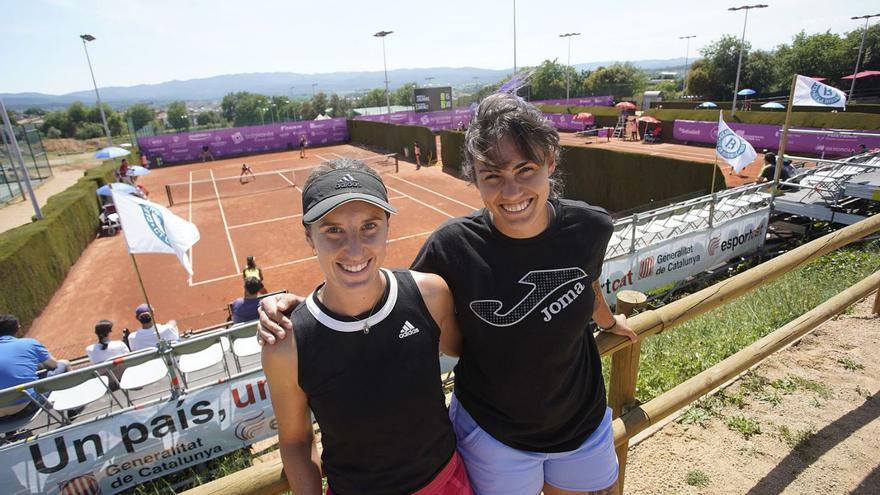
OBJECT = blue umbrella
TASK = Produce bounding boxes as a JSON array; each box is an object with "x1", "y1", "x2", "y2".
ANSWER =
[
  {"x1": 96, "y1": 183, "x2": 137, "y2": 196},
  {"x1": 697, "y1": 102, "x2": 718, "y2": 108},
  {"x1": 125, "y1": 165, "x2": 151, "y2": 176},
  {"x1": 737, "y1": 88, "x2": 757, "y2": 96},
  {"x1": 94, "y1": 147, "x2": 131, "y2": 159},
  {"x1": 760, "y1": 102, "x2": 785, "y2": 109}
]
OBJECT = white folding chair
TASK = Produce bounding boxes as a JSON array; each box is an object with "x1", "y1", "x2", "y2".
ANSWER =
[
  {"x1": 33, "y1": 371, "x2": 121, "y2": 424},
  {"x1": 229, "y1": 324, "x2": 262, "y2": 372},
  {"x1": 174, "y1": 337, "x2": 231, "y2": 387}
]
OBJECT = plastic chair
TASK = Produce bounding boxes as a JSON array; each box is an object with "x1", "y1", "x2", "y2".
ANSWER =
[
  {"x1": 32, "y1": 371, "x2": 122, "y2": 424},
  {"x1": 229, "y1": 324, "x2": 261, "y2": 372},
  {"x1": 118, "y1": 351, "x2": 171, "y2": 404},
  {"x1": 173, "y1": 336, "x2": 231, "y2": 387},
  {"x1": 0, "y1": 387, "x2": 44, "y2": 443}
]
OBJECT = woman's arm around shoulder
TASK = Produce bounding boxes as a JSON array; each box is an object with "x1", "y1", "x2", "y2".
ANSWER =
[
  {"x1": 261, "y1": 334, "x2": 322, "y2": 494},
  {"x1": 411, "y1": 271, "x2": 462, "y2": 357}
]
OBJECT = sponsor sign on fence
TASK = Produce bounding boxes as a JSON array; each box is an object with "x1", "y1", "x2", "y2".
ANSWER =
[
  {"x1": 599, "y1": 209, "x2": 770, "y2": 304},
  {"x1": 355, "y1": 108, "x2": 588, "y2": 133},
  {"x1": 673, "y1": 120, "x2": 880, "y2": 156},
  {"x1": 137, "y1": 119, "x2": 349, "y2": 165},
  {"x1": 1, "y1": 372, "x2": 276, "y2": 495},
  {"x1": 530, "y1": 96, "x2": 615, "y2": 107}
]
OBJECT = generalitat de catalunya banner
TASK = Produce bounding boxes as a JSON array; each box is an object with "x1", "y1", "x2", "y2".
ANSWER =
[
  {"x1": 137, "y1": 118, "x2": 349, "y2": 165},
  {"x1": 1, "y1": 372, "x2": 276, "y2": 495},
  {"x1": 599, "y1": 209, "x2": 770, "y2": 305}
]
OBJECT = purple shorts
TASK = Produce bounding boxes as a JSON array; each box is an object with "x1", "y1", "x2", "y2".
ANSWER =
[{"x1": 449, "y1": 395, "x2": 618, "y2": 495}]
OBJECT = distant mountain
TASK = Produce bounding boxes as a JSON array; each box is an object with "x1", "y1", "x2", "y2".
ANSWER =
[{"x1": 1, "y1": 58, "x2": 689, "y2": 110}]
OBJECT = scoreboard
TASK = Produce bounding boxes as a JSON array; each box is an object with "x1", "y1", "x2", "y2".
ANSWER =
[{"x1": 414, "y1": 86, "x2": 453, "y2": 112}]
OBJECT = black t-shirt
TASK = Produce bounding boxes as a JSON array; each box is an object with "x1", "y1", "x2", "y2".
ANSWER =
[
  {"x1": 292, "y1": 269, "x2": 456, "y2": 495},
  {"x1": 411, "y1": 198, "x2": 613, "y2": 452}
]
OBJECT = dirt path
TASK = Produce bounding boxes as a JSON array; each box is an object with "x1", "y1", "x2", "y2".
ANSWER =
[{"x1": 623, "y1": 297, "x2": 880, "y2": 494}]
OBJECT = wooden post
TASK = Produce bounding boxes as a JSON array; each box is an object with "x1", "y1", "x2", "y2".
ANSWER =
[
  {"x1": 873, "y1": 284, "x2": 880, "y2": 316},
  {"x1": 608, "y1": 290, "x2": 647, "y2": 495}
]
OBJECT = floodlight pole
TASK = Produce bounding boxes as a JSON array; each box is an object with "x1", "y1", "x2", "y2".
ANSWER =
[
  {"x1": 374, "y1": 30, "x2": 393, "y2": 118},
  {"x1": 848, "y1": 14, "x2": 880, "y2": 104},
  {"x1": 80, "y1": 34, "x2": 113, "y2": 146},
  {"x1": 729, "y1": 5, "x2": 767, "y2": 117},
  {"x1": 679, "y1": 35, "x2": 696, "y2": 96},
  {"x1": 0, "y1": 98, "x2": 42, "y2": 220},
  {"x1": 311, "y1": 83, "x2": 317, "y2": 97},
  {"x1": 559, "y1": 33, "x2": 581, "y2": 102},
  {"x1": 513, "y1": 0, "x2": 517, "y2": 75}
]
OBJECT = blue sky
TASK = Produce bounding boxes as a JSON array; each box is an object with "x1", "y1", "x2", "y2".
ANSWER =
[{"x1": 1, "y1": 0, "x2": 876, "y2": 95}]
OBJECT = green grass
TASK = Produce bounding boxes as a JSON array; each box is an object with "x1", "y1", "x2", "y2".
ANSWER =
[
  {"x1": 777, "y1": 424, "x2": 815, "y2": 449},
  {"x1": 685, "y1": 469, "x2": 711, "y2": 487},
  {"x1": 726, "y1": 415, "x2": 762, "y2": 439},
  {"x1": 837, "y1": 357, "x2": 865, "y2": 371},
  {"x1": 602, "y1": 244, "x2": 880, "y2": 403}
]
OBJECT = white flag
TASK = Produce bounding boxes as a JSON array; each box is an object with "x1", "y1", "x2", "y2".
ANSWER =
[
  {"x1": 111, "y1": 190, "x2": 200, "y2": 275},
  {"x1": 716, "y1": 112, "x2": 757, "y2": 174},
  {"x1": 792, "y1": 75, "x2": 847, "y2": 109}
]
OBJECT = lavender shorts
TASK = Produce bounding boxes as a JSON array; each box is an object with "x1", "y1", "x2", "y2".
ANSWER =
[{"x1": 449, "y1": 395, "x2": 618, "y2": 495}]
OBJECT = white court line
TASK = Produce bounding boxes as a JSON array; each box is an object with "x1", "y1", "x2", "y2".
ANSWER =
[
  {"x1": 276, "y1": 169, "x2": 303, "y2": 192},
  {"x1": 187, "y1": 170, "x2": 195, "y2": 287},
  {"x1": 384, "y1": 184, "x2": 455, "y2": 219},
  {"x1": 210, "y1": 169, "x2": 241, "y2": 274},
  {"x1": 189, "y1": 230, "x2": 434, "y2": 287},
  {"x1": 315, "y1": 154, "x2": 332, "y2": 161},
  {"x1": 329, "y1": 152, "x2": 346, "y2": 159},
  {"x1": 386, "y1": 174, "x2": 481, "y2": 210},
  {"x1": 229, "y1": 213, "x2": 304, "y2": 229}
]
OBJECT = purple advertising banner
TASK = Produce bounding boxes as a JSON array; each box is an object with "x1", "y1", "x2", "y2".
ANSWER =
[
  {"x1": 543, "y1": 113, "x2": 590, "y2": 132},
  {"x1": 354, "y1": 108, "x2": 475, "y2": 131},
  {"x1": 137, "y1": 118, "x2": 349, "y2": 165},
  {"x1": 531, "y1": 96, "x2": 615, "y2": 107},
  {"x1": 673, "y1": 119, "x2": 880, "y2": 156}
]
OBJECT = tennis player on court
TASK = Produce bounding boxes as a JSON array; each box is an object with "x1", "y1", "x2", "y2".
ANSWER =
[
  {"x1": 260, "y1": 94, "x2": 636, "y2": 495},
  {"x1": 261, "y1": 158, "x2": 472, "y2": 495},
  {"x1": 240, "y1": 163, "x2": 255, "y2": 183}
]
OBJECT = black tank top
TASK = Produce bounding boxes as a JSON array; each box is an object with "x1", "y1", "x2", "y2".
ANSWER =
[{"x1": 292, "y1": 269, "x2": 456, "y2": 495}]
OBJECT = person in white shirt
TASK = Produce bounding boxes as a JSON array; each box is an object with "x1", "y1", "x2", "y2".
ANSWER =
[
  {"x1": 86, "y1": 320, "x2": 129, "y2": 363},
  {"x1": 128, "y1": 304, "x2": 180, "y2": 352}
]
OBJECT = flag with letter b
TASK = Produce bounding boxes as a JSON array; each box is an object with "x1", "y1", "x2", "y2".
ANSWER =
[
  {"x1": 716, "y1": 112, "x2": 757, "y2": 174},
  {"x1": 793, "y1": 75, "x2": 847, "y2": 109},
  {"x1": 111, "y1": 190, "x2": 200, "y2": 275}
]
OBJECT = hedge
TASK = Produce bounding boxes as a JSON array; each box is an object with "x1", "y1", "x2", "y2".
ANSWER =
[
  {"x1": 348, "y1": 120, "x2": 437, "y2": 164},
  {"x1": 438, "y1": 132, "x2": 723, "y2": 213},
  {"x1": 439, "y1": 130, "x2": 466, "y2": 178},
  {"x1": 0, "y1": 160, "x2": 117, "y2": 332}
]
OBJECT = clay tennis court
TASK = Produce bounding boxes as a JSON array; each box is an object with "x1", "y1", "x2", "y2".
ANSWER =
[{"x1": 28, "y1": 144, "x2": 484, "y2": 359}]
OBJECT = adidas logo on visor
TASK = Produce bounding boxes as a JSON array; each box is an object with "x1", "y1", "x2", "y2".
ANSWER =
[{"x1": 335, "y1": 173, "x2": 361, "y2": 189}]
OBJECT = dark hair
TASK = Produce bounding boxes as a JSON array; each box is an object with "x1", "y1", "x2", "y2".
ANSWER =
[
  {"x1": 0, "y1": 314, "x2": 20, "y2": 337},
  {"x1": 463, "y1": 93, "x2": 563, "y2": 197},
  {"x1": 246, "y1": 255, "x2": 256, "y2": 268},
  {"x1": 764, "y1": 152, "x2": 777, "y2": 165},
  {"x1": 244, "y1": 276, "x2": 263, "y2": 295},
  {"x1": 95, "y1": 320, "x2": 113, "y2": 350}
]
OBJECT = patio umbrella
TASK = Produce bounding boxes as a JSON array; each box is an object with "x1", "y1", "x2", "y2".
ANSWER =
[
  {"x1": 572, "y1": 112, "x2": 594, "y2": 122},
  {"x1": 96, "y1": 183, "x2": 137, "y2": 196},
  {"x1": 125, "y1": 165, "x2": 151, "y2": 176},
  {"x1": 697, "y1": 102, "x2": 718, "y2": 109},
  {"x1": 760, "y1": 102, "x2": 785, "y2": 109},
  {"x1": 94, "y1": 147, "x2": 131, "y2": 159},
  {"x1": 615, "y1": 102, "x2": 636, "y2": 111},
  {"x1": 841, "y1": 70, "x2": 880, "y2": 80},
  {"x1": 737, "y1": 88, "x2": 756, "y2": 96},
  {"x1": 638, "y1": 116, "x2": 661, "y2": 124}
]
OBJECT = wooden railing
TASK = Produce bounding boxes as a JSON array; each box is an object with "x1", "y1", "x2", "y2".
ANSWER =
[{"x1": 184, "y1": 213, "x2": 880, "y2": 495}]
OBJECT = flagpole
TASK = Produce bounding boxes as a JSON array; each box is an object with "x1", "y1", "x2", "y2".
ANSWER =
[
  {"x1": 710, "y1": 154, "x2": 720, "y2": 195},
  {"x1": 129, "y1": 254, "x2": 163, "y2": 342},
  {"x1": 771, "y1": 75, "x2": 798, "y2": 195}
]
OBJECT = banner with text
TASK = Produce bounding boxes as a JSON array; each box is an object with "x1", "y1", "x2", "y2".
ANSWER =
[
  {"x1": 531, "y1": 96, "x2": 615, "y2": 107},
  {"x1": 673, "y1": 119, "x2": 880, "y2": 156},
  {"x1": 599, "y1": 209, "x2": 770, "y2": 304},
  {"x1": 1, "y1": 372, "x2": 276, "y2": 495},
  {"x1": 137, "y1": 118, "x2": 349, "y2": 165}
]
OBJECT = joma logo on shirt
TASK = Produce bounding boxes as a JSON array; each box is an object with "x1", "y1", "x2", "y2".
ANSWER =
[
  {"x1": 469, "y1": 268, "x2": 587, "y2": 327},
  {"x1": 540, "y1": 282, "x2": 586, "y2": 322}
]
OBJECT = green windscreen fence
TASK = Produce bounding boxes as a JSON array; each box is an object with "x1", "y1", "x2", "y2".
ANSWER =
[{"x1": 1, "y1": 124, "x2": 53, "y2": 205}]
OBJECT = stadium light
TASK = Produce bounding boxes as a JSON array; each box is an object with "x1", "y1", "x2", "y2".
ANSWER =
[
  {"x1": 311, "y1": 83, "x2": 318, "y2": 97},
  {"x1": 679, "y1": 35, "x2": 696, "y2": 96},
  {"x1": 728, "y1": 4, "x2": 768, "y2": 116},
  {"x1": 559, "y1": 33, "x2": 581, "y2": 102},
  {"x1": 79, "y1": 34, "x2": 112, "y2": 145},
  {"x1": 848, "y1": 13, "x2": 880, "y2": 103},
  {"x1": 374, "y1": 30, "x2": 394, "y2": 117}
]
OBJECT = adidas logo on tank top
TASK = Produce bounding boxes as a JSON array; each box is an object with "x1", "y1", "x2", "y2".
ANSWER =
[{"x1": 399, "y1": 320, "x2": 419, "y2": 339}]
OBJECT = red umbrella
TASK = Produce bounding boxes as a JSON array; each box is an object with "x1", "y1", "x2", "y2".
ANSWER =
[
  {"x1": 572, "y1": 112, "x2": 594, "y2": 123},
  {"x1": 638, "y1": 116, "x2": 661, "y2": 124},
  {"x1": 841, "y1": 70, "x2": 880, "y2": 80},
  {"x1": 616, "y1": 102, "x2": 636, "y2": 110}
]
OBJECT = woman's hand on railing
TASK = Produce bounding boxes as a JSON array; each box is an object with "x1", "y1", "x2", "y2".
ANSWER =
[{"x1": 602, "y1": 314, "x2": 639, "y2": 342}]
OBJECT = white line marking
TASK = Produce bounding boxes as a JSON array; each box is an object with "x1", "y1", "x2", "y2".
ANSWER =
[
  {"x1": 386, "y1": 174, "x2": 480, "y2": 210},
  {"x1": 210, "y1": 169, "x2": 241, "y2": 274},
  {"x1": 385, "y1": 184, "x2": 455, "y2": 219},
  {"x1": 330, "y1": 152, "x2": 346, "y2": 159},
  {"x1": 388, "y1": 194, "x2": 405, "y2": 200},
  {"x1": 275, "y1": 169, "x2": 303, "y2": 192},
  {"x1": 229, "y1": 213, "x2": 303, "y2": 229},
  {"x1": 315, "y1": 154, "x2": 331, "y2": 161},
  {"x1": 188, "y1": 230, "x2": 434, "y2": 287},
  {"x1": 188, "y1": 170, "x2": 194, "y2": 286}
]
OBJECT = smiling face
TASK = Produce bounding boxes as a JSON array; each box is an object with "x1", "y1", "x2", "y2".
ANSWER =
[
  {"x1": 305, "y1": 200, "x2": 389, "y2": 297},
  {"x1": 475, "y1": 137, "x2": 556, "y2": 239}
]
